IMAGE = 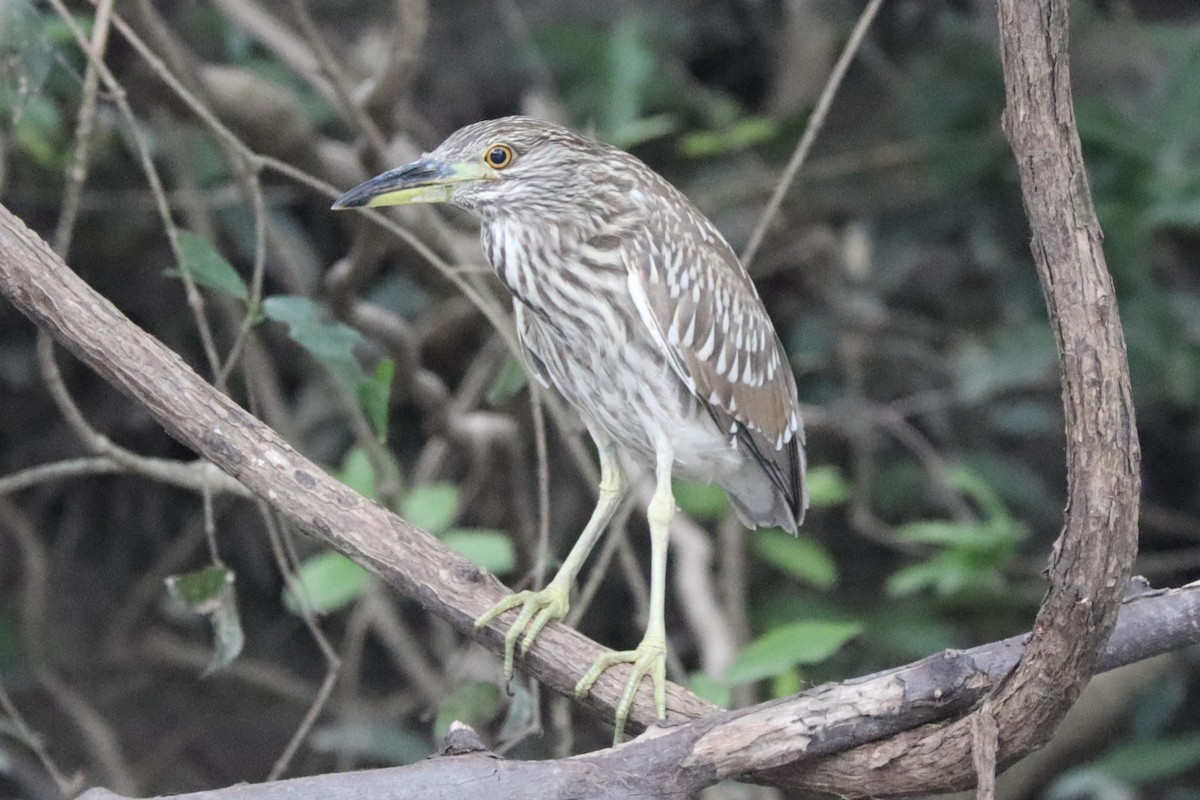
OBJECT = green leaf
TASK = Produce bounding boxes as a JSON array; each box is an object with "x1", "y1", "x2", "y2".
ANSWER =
[
  {"x1": 165, "y1": 565, "x2": 243, "y2": 675},
  {"x1": 335, "y1": 446, "x2": 378, "y2": 501},
  {"x1": 886, "y1": 550, "x2": 1008, "y2": 598},
  {"x1": 173, "y1": 231, "x2": 249, "y2": 301},
  {"x1": 952, "y1": 324, "x2": 1056, "y2": 404},
  {"x1": 895, "y1": 520, "x2": 993, "y2": 548},
  {"x1": 689, "y1": 672, "x2": 730, "y2": 709},
  {"x1": 12, "y1": 95, "x2": 65, "y2": 168},
  {"x1": 886, "y1": 559, "x2": 954, "y2": 597},
  {"x1": 401, "y1": 482, "x2": 459, "y2": 534},
  {"x1": 263, "y1": 295, "x2": 363, "y2": 379},
  {"x1": 1092, "y1": 734, "x2": 1200, "y2": 786},
  {"x1": 673, "y1": 480, "x2": 729, "y2": 521},
  {"x1": 771, "y1": 669, "x2": 803, "y2": 699},
  {"x1": 358, "y1": 357, "x2": 394, "y2": 441},
  {"x1": 284, "y1": 551, "x2": 373, "y2": 615},
  {"x1": 679, "y1": 116, "x2": 778, "y2": 158},
  {"x1": 0, "y1": 0, "x2": 54, "y2": 128},
  {"x1": 0, "y1": 616, "x2": 24, "y2": 673},
  {"x1": 263, "y1": 296, "x2": 393, "y2": 439},
  {"x1": 604, "y1": 16, "x2": 654, "y2": 136},
  {"x1": 1045, "y1": 769, "x2": 1135, "y2": 800},
  {"x1": 724, "y1": 620, "x2": 862, "y2": 685},
  {"x1": 486, "y1": 356, "x2": 529, "y2": 406},
  {"x1": 751, "y1": 531, "x2": 837, "y2": 590},
  {"x1": 895, "y1": 517, "x2": 1024, "y2": 554},
  {"x1": 806, "y1": 465, "x2": 851, "y2": 508},
  {"x1": 204, "y1": 588, "x2": 244, "y2": 676},
  {"x1": 441, "y1": 529, "x2": 515, "y2": 574},
  {"x1": 434, "y1": 681, "x2": 504, "y2": 739},
  {"x1": 946, "y1": 465, "x2": 1009, "y2": 522},
  {"x1": 165, "y1": 564, "x2": 231, "y2": 612}
]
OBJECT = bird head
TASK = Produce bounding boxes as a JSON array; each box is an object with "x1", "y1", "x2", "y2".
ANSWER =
[{"x1": 332, "y1": 117, "x2": 623, "y2": 220}]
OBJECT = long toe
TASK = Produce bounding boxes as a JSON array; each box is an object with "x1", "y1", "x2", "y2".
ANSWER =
[
  {"x1": 574, "y1": 640, "x2": 668, "y2": 744},
  {"x1": 474, "y1": 585, "x2": 570, "y2": 679}
]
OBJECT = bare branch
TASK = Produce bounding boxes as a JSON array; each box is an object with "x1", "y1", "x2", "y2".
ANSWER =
[
  {"x1": 0, "y1": 202, "x2": 715, "y2": 733},
  {"x1": 67, "y1": 586, "x2": 1200, "y2": 800}
]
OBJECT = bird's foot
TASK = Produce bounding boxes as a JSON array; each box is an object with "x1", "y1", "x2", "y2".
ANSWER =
[
  {"x1": 574, "y1": 637, "x2": 667, "y2": 744},
  {"x1": 474, "y1": 582, "x2": 570, "y2": 679}
]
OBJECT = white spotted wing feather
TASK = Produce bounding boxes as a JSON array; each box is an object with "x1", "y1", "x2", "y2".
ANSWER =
[{"x1": 624, "y1": 182, "x2": 808, "y2": 531}]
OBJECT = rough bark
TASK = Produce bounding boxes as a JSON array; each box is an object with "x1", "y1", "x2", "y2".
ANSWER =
[
  {"x1": 772, "y1": 2, "x2": 1142, "y2": 794},
  {"x1": 67, "y1": 586, "x2": 1200, "y2": 800}
]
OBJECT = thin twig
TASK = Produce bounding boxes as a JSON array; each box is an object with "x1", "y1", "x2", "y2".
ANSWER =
[
  {"x1": 283, "y1": 0, "x2": 389, "y2": 154},
  {"x1": 663, "y1": 491, "x2": 738, "y2": 677},
  {"x1": 47, "y1": 0, "x2": 223, "y2": 379},
  {"x1": 529, "y1": 381, "x2": 552, "y2": 585},
  {"x1": 215, "y1": 166, "x2": 269, "y2": 386},
  {"x1": 0, "y1": 498, "x2": 137, "y2": 794},
  {"x1": 138, "y1": 633, "x2": 317, "y2": 708},
  {"x1": 365, "y1": 589, "x2": 447, "y2": 705},
  {"x1": 566, "y1": 497, "x2": 634, "y2": 628},
  {"x1": 741, "y1": 0, "x2": 886, "y2": 268},
  {"x1": 258, "y1": 507, "x2": 341, "y2": 780},
  {"x1": 202, "y1": 481, "x2": 220, "y2": 563},
  {"x1": 333, "y1": 593, "x2": 374, "y2": 773},
  {"x1": 873, "y1": 405, "x2": 976, "y2": 522},
  {"x1": 34, "y1": 335, "x2": 249, "y2": 497},
  {"x1": 0, "y1": 683, "x2": 75, "y2": 795},
  {"x1": 0, "y1": 457, "x2": 122, "y2": 495},
  {"x1": 52, "y1": 0, "x2": 114, "y2": 258}
]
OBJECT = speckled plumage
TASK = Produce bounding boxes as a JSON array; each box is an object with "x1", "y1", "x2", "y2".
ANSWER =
[
  {"x1": 436, "y1": 117, "x2": 808, "y2": 529},
  {"x1": 334, "y1": 116, "x2": 808, "y2": 740}
]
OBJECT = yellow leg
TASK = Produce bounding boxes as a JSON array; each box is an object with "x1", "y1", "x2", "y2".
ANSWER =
[
  {"x1": 575, "y1": 443, "x2": 673, "y2": 743},
  {"x1": 475, "y1": 434, "x2": 627, "y2": 679}
]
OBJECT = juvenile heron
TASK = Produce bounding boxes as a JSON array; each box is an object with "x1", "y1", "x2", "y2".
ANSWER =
[{"x1": 334, "y1": 117, "x2": 807, "y2": 739}]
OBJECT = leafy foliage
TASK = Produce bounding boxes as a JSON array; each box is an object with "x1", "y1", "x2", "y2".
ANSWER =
[
  {"x1": 886, "y1": 466, "x2": 1026, "y2": 598},
  {"x1": 165, "y1": 565, "x2": 244, "y2": 675},
  {"x1": 724, "y1": 620, "x2": 863, "y2": 687},
  {"x1": 171, "y1": 230, "x2": 251, "y2": 301},
  {"x1": 263, "y1": 295, "x2": 394, "y2": 439},
  {"x1": 399, "y1": 482, "x2": 459, "y2": 534},
  {"x1": 751, "y1": 531, "x2": 837, "y2": 590},
  {"x1": 283, "y1": 551, "x2": 373, "y2": 615}
]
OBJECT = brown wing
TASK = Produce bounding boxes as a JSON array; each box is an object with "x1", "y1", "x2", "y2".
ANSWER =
[{"x1": 623, "y1": 188, "x2": 808, "y2": 525}]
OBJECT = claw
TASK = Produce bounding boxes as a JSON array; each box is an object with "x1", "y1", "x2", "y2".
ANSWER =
[
  {"x1": 574, "y1": 638, "x2": 668, "y2": 743},
  {"x1": 475, "y1": 584, "x2": 570, "y2": 678}
]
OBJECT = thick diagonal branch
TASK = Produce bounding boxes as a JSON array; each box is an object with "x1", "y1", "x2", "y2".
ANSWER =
[{"x1": 0, "y1": 201, "x2": 714, "y2": 732}]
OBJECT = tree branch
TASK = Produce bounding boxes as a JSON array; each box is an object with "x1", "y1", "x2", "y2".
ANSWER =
[
  {"x1": 0, "y1": 200, "x2": 713, "y2": 733},
  {"x1": 71, "y1": 586, "x2": 1200, "y2": 800},
  {"x1": 771, "y1": 1, "x2": 1142, "y2": 792}
]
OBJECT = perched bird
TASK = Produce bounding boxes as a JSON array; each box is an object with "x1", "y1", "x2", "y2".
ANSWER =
[{"x1": 333, "y1": 117, "x2": 807, "y2": 740}]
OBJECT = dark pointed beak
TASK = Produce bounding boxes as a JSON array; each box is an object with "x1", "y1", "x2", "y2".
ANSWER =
[{"x1": 331, "y1": 157, "x2": 490, "y2": 209}]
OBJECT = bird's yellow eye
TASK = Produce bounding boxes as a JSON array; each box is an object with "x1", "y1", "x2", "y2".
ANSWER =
[{"x1": 484, "y1": 144, "x2": 515, "y2": 170}]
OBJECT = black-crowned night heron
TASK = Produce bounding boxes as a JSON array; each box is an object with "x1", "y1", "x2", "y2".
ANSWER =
[{"x1": 333, "y1": 117, "x2": 807, "y2": 740}]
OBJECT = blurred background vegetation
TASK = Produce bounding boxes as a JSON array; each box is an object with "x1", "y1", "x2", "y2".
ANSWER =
[{"x1": 1, "y1": 0, "x2": 1198, "y2": 798}]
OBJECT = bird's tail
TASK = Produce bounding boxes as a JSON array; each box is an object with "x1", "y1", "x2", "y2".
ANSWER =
[{"x1": 719, "y1": 452, "x2": 807, "y2": 535}]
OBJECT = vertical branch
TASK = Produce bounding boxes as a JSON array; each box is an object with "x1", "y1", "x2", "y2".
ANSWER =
[
  {"x1": 989, "y1": 0, "x2": 1140, "y2": 738},
  {"x1": 768, "y1": 0, "x2": 1141, "y2": 793}
]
